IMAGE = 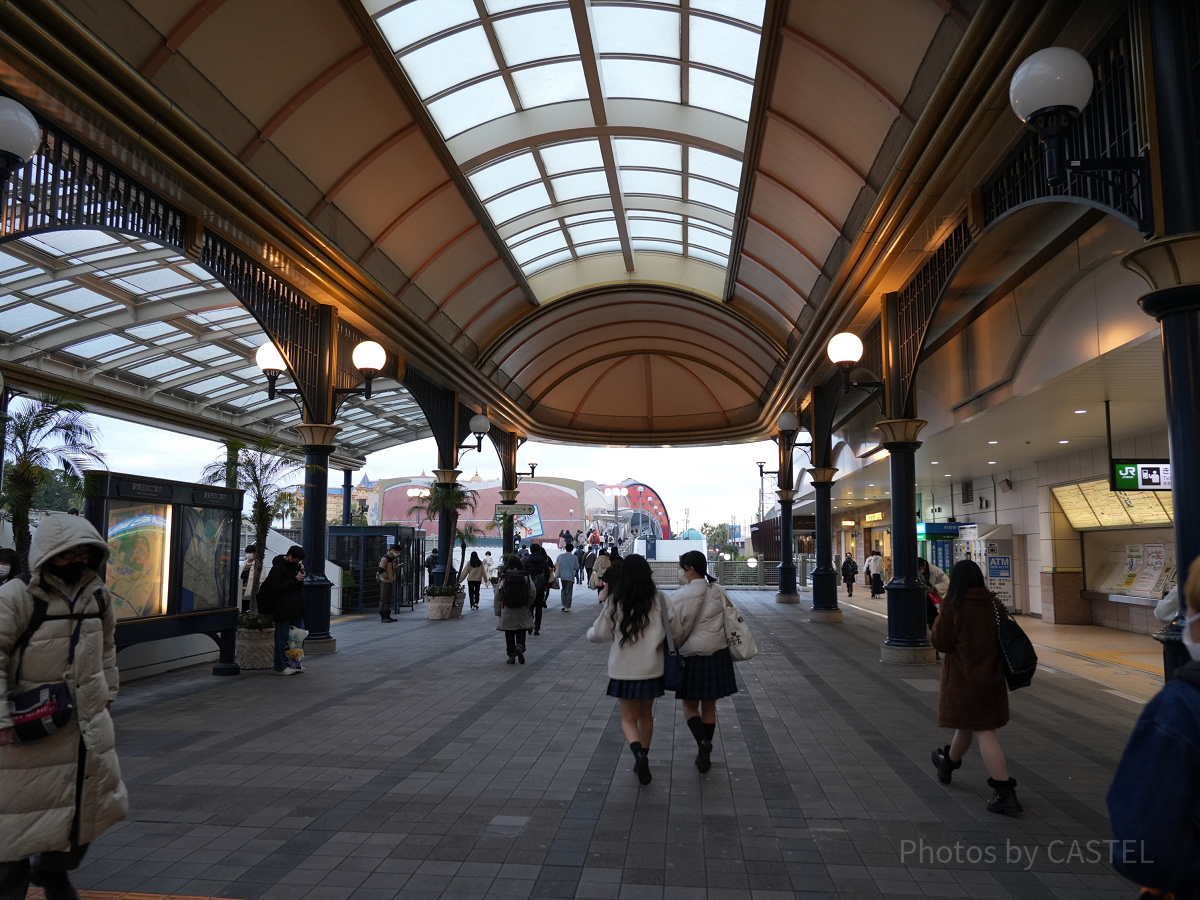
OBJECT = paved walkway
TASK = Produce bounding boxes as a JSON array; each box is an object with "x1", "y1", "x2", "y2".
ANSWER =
[{"x1": 69, "y1": 589, "x2": 1144, "y2": 900}]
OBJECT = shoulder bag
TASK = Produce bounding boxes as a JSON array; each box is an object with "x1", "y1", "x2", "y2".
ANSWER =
[
  {"x1": 719, "y1": 585, "x2": 757, "y2": 661},
  {"x1": 992, "y1": 597, "x2": 1037, "y2": 690},
  {"x1": 659, "y1": 594, "x2": 685, "y2": 690}
]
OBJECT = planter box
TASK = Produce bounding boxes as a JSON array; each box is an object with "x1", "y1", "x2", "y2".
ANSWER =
[
  {"x1": 426, "y1": 595, "x2": 454, "y2": 619},
  {"x1": 450, "y1": 592, "x2": 465, "y2": 618},
  {"x1": 235, "y1": 627, "x2": 274, "y2": 670}
]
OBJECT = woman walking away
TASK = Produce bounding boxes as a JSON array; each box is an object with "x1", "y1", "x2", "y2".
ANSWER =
[
  {"x1": 525, "y1": 543, "x2": 552, "y2": 635},
  {"x1": 495, "y1": 556, "x2": 535, "y2": 664},
  {"x1": 670, "y1": 551, "x2": 738, "y2": 773},
  {"x1": 929, "y1": 559, "x2": 1021, "y2": 815},
  {"x1": 462, "y1": 551, "x2": 486, "y2": 610},
  {"x1": 841, "y1": 553, "x2": 858, "y2": 597},
  {"x1": 587, "y1": 554, "x2": 681, "y2": 785},
  {"x1": 589, "y1": 545, "x2": 612, "y2": 591}
]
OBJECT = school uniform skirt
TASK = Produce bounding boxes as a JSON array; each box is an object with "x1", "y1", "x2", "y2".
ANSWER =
[
  {"x1": 607, "y1": 676, "x2": 665, "y2": 699},
  {"x1": 674, "y1": 648, "x2": 738, "y2": 701}
]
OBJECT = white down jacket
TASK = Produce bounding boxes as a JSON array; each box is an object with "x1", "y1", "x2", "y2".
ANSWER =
[
  {"x1": 0, "y1": 514, "x2": 128, "y2": 861},
  {"x1": 669, "y1": 578, "x2": 728, "y2": 656}
]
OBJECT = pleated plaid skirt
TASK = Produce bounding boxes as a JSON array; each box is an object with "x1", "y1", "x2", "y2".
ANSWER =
[
  {"x1": 607, "y1": 676, "x2": 665, "y2": 699},
  {"x1": 674, "y1": 648, "x2": 738, "y2": 700}
]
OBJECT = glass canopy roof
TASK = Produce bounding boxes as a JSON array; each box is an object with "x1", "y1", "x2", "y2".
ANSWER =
[
  {"x1": 0, "y1": 230, "x2": 429, "y2": 458},
  {"x1": 364, "y1": 0, "x2": 764, "y2": 301}
]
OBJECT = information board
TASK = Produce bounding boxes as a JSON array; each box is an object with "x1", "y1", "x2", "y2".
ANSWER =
[{"x1": 988, "y1": 555, "x2": 1013, "y2": 607}]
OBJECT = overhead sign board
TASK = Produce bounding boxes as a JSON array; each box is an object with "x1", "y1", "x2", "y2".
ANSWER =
[
  {"x1": 495, "y1": 504, "x2": 536, "y2": 517},
  {"x1": 916, "y1": 523, "x2": 960, "y2": 537},
  {"x1": 1113, "y1": 459, "x2": 1172, "y2": 492}
]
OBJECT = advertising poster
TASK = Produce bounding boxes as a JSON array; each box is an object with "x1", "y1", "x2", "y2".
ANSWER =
[
  {"x1": 105, "y1": 501, "x2": 171, "y2": 620},
  {"x1": 1131, "y1": 543, "x2": 1167, "y2": 597},
  {"x1": 495, "y1": 505, "x2": 545, "y2": 541},
  {"x1": 1113, "y1": 544, "x2": 1144, "y2": 593},
  {"x1": 988, "y1": 555, "x2": 1013, "y2": 607},
  {"x1": 180, "y1": 507, "x2": 234, "y2": 612}
]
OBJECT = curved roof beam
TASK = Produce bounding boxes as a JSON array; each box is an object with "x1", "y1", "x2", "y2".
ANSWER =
[
  {"x1": 661, "y1": 354, "x2": 732, "y2": 426},
  {"x1": 739, "y1": 249, "x2": 811, "y2": 305},
  {"x1": 451, "y1": 100, "x2": 749, "y2": 171},
  {"x1": 533, "y1": 349, "x2": 759, "y2": 406},
  {"x1": 780, "y1": 26, "x2": 902, "y2": 116},
  {"x1": 140, "y1": 0, "x2": 230, "y2": 78},
  {"x1": 753, "y1": 171, "x2": 843, "y2": 238},
  {"x1": 309, "y1": 123, "x2": 419, "y2": 218},
  {"x1": 497, "y1": 196, "x2": 734, "y2": 241},
  {"x1": 765, "y1": 109, "x2": 867, "y2": 183},
  {"x1": 358, "y1": 179, "x2": 454, "y2": 262},
  {"x1": 733, "y1": 277, "x2": 797, "y2": 327}
]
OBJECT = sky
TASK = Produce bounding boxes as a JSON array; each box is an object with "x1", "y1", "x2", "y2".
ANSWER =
[{"x1": 81, "y1": 411, "x2": 779, "y2": 534}]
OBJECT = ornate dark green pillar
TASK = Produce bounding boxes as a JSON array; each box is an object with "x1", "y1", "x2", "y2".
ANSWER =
[
  {"x1": 342, "y1": 468, "x2": 353, "y2": 525},
  {"x1": 808, "y1": 466, "x2": 842, "y2": 622},
  {"x1": 295, "y1": 423, "x2": 338, "y2": 653}
]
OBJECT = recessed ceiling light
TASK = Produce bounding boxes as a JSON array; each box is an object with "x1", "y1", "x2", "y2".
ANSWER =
[
  {"x1": 931, "y1": 461, "x2": 939, "y2": 465},
  {"x1": 1059, "y1": 440, "x2": 1069, "y2": 444},
  {"x1": 1074, "y1": 409, "x2": 1087, "y2": 414},
  {"x1": 868, "y1": 484, "x2": 874, "y2": 487},
  {"x1": 885, "y1": 491, "x2": 890, "y2": 494},
  {"x1": 988, "y1": 461, "x2": 997, "y2": 465},
  {"x1": 988, "y1": 440, "x2": 998, "y2": 445},
  {"x1": 945, "y1": 473, "x2": 952, "y2": 477}
]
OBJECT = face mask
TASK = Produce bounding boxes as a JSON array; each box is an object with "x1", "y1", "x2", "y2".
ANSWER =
[
  {"x1": 679, "y1": 568, "x2": 690, "y2": 584},
  {"x1": 49, "y1": 561, "x2": 88, "y2": 584},
  {"x1": 0, "y1": 564, "x2": 10, "y2": 578},
  {"x1": 1182, "y1": 612, "x2": 1200, "y2": 661}
]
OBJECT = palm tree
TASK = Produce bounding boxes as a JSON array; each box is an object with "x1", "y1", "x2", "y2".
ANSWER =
[
  {"x1": 454, "y1": 522, "x2": 487, "y2": 572},
  {"x1": 276, "y1": 491, "x2": 301, "y2": 530},
  {"x1": 408, "y1": 482, "x2": 478, "y2": 587},
  {"x1": 0, "y1": 392, "x2": 105, "y2": 570},
  {"x1": 201, "y1": 439, "x2": 301, "y2": 616}
]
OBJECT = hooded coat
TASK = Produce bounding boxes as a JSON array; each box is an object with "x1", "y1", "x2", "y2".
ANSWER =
[
  {"x1": 0, "y1": 514, "x2": 128, "y2": 861},
  {"x1": 930, "y1": 587, "x2": 1009, "y2": 731}
]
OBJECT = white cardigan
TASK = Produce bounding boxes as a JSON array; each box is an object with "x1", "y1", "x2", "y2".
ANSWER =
[
  {"x1": 587, "y1": 591, "x2": 682, "y2": 680},
  {"x1": 669, "y1": 578, "x2": 728, "y2": 656}
]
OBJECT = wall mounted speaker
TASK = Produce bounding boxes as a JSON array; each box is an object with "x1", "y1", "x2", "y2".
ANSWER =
[{"x1": 998, "y1": 478, "x2": 1013, "y2": 493}]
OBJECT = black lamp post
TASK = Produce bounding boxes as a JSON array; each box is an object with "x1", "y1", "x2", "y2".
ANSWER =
[{"x1": 499, "y1": 443, "x2": 538, "y2": 557}]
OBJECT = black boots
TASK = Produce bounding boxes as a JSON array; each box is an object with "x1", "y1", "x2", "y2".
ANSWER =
[
  {"x1": 686, "y1": 716, "x2": 715, "y2": 773},
  {"x1": 30, "y1": 870, "x2": 79, "y2": 900},
  {"x1": 931, "y1": 745, "x2": 962, "y2": 784},
  {"x1": 629, "y1": 741, "x2": 652, "y2": 785},
  {"x1": 987, "y1": 777, "x2": 1023, "y2": 816}
]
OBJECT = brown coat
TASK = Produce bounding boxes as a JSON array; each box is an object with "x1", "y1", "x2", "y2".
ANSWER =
[{"x1": 930, "y1": 587, "x2": 1009, "y2": 731}]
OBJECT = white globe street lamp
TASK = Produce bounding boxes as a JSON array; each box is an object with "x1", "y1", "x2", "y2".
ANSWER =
[{"x1": 1008, "y1": 46, "x2": 1095, "y2": 187}]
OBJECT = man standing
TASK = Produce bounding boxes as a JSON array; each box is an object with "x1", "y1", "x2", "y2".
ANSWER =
[
  {"x1": 864, "y1": 551, "x2": 883, "y2": 598},
  {"x1": 377, "y1": 544, "x2": 400, "y2": 623},
  {"x1": 0, "y1": 514, "x2": 128, "y2": 900},
  {"x1": 554, "y1": 542, "x2": 581, "y2": 611},
  {"x1": 573, "y1": 543, "x2": 585, "y2": 584},
  {"x1": 264, "y1": 545, "x2": 306, "y2": 675}
]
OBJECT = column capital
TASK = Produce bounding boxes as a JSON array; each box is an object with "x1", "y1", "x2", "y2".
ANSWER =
[
  {"x1": 776, "y1": 488, "x2": 797, "y2": 502},
  {"x1": 433, "y1": 468, "x2": 461, "y2": 484},
  {"x1": 499, "y1": 490, "x2": 520, "y2": 502},
  {"x1": 807, "y1": 466, "x2": 838, "y2": 485},
  {"x1": 293, "y1": 423, "x2": 341, "y2": 448},
  {"x1": 875, "y1": 418, "x2": 926, "y2": 447}
]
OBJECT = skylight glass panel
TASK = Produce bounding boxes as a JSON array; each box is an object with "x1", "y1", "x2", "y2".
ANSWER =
[
  {"x1": 512, "y1": 61, "x2": 589, "y2": 108},
  {"x1": 127, "y1": 357, "x2": 189, "y2": 378},
  {"x1": 630, "y1": 219, "x2": 683, "y2": 241},
  {"x1": 614, "y1": 139, "x2": 681, "y2": 170},
  {"x1": 601, "y1": 59, "x2": 681, "y2": 103},
  {"x1": 401, "y1": 26, "x2": 497, "y2": 98},
  {"x1": 22, "y1": 282, "x2": 65, "y2": 296},
  {"x1": 688, "y1": 247, "x2": 727, "y2": 265},
  {"x1": 183, "y1": 344, "x2": 233, "y2": 362},
  {"x1": 126, "y1": 321, "x2": 175, "y2": 340},
  {"x1": 551, "y1": 171, "x2": 610, "y2": 202},
  {"x1": 469, "y1": 152, "x2": 542, "y2": 200},
  {"x1": 114, "y1": 268, "x2": 192, "y2": 294},
  {"x1": 689, "y1": 148, "x2": 742, "y2": 185},
  {"x1": 493, "y1": 8, "x2": 578, "y2": 64},
  {"x1": 427, "y1": 78, "x2": 516, "y2": 137},
  {"x1": 622, "y1": 170, "x2": 682, "y2": 197},
  {"x1": 484, "y1": 0, "x2": 559, "y2": 12},
  {"x1": 506, "y1": 219, "x2": 564, "y2": 245},
  {"x1": 188, "y1": 307, "x2": 249, "y2": 325},
  {"x1": 27, "y1": 230, "x2": 117, "y2": 257},
  {"x1": 42, "y1": 287, "x2": 112, "y2": 312},
  {"x1": 64, "y1": 334, "x2": 133, "y2": 359},
  {"x1": 161, "y1": 365, "x2": 203, "y2": 383},
  {"x1": 576, "y1": 241, "x2": 623, "y2": 257},
  {"x1": 633, "y1": 240, "x2": 682, "y2": 254},
  {"x1": 0, "y1": 303, "x2": 60, "y2": 334},
  {"x1": 184, "y1": 376, "x2": 236, "y2": 395},
  {"x1": 509, "y1": 230, "x2": 568, "y2": 264},
  {"x1": 688, "y1": 177, "x2": 738, "y2": 211},
  {"x1": 691, "y1": 0, "x2": 766, "y2": 26},
  {"x1": 377, "y1": 0, "x2": 477, "y2": 52},
  {"x1": 628, "y1": 209, "x2": 682, "y2": 221},
  {"x1": 523, "y1": 249, "x2": 573, "y2": 274},
  {"x1": 594, "y1": 7, "x2": 680, "y2": 57},
  {"x1": 688, "y1": 227, "x2": 732, "y2": 255},
  {"x1": 228, "y1": 391, "x2": 270, "y2": 409},
  {"x1": 568, "y1": 220, "x2": 619, "y2": 243},
  {"x1": 0, "y1": 251, "x2": 25, "y2": 273},
  {"x1": 484, "y1": 182, "x2": 553, "y2": 223},
  {"x1": 689, "y1": 69, "x2": 753, "y2": 119},
  {"x1": 540, "y1": 140, "x2": 604, "y2": 176},
  {"x1": 564, "y1": 210, "x2": 616, "y2": 224},
  {"x1": 689, "y1": 15, "x2": 760, "y2": 79},
  {"x1": 97, "y1": 346, "x2": 144, "y2": 365}
]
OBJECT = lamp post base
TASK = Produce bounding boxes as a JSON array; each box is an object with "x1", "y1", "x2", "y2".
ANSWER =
[
  {"x1": 809, "y1": 608, "x2": 843, "y2": 623},
  {"x1": 775, "y1": 592, "x2": 800, "y2": 605},
  {"x1": 305, "y1": 637, "x2": 338, "y2": 655},
  {"x1": 879, "y1": 643, "x2": 937, "y2": 666}
]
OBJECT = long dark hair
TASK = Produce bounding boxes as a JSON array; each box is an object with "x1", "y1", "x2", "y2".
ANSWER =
[
  {"x1": 612, "y1": 554, "x2": 656, "y2": 647},
  {"x1": 679, "y1": 550, "x2": 715, "y2": 583},
  {"x1": 469, "y1": 551, "x2": 481, "y2": 567},
  {"x1": 942, "y1": 559, "x2": 986, "y2": 608}
]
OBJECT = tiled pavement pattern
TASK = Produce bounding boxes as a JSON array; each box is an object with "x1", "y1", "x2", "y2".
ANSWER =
[{"x1": 69, "y1": 590, "x2": 1144, "y2": 900}]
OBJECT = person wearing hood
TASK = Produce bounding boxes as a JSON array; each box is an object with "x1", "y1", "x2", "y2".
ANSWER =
[
  {"x1": 262, "y1": 545, "x2": 307, "y2": 676},
  {"x1": 0, "y1": 514, "x2": 128, "y2": 900},
  {"x1": 1107, "y1": 556, "x2": 1200, "y2": 897}
]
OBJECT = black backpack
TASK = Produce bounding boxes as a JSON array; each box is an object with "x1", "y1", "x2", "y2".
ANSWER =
[
  {"x1": 499, "y1": 573, "x2": 531, "y2": 608},
  {"x1": 256, "y1": 578, "x2": 276, "y2": 615}
]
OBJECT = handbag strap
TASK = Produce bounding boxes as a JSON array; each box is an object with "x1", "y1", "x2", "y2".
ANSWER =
[{"x1": 659, "y1": 594, "x2": 677, "y2": 656}]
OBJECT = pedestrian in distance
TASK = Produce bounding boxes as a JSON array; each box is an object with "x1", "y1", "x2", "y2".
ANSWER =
[
  {"x1": 841, "y1": 553, "x2": 858, "y2": 597},
  {"x1": 461, "y1": 551, "x2": 487, "y2": 610},
  {"x1": 0, "y1": 514, "x2": 129, "y2": 900},
  {"x1": 1107, "y1": 555, "x2": 1200, "y2": 896},
  {"x1": 495, "y1": 556, "x2": 535, "y2": 664},
  {"x1": 238, "y1": 543, "x2": 259, "y2": 613},
  {"x1": 262, "y1": 545, "x2": 307, "y2": 676},
  {"x1": 377, "y1": 543, "x2": 400, "y2": 622},
  {"x1": 670, "y1": 551, "x2": 738, "y2": 773},
  {"x1": 554, "y1": 542, "x2": 580, "y2": 611},
  {"x1": 589, "y1": 546, "x2": 612, "y2": 591},
  {"x1": 918, "y1": 556, "x2": 950, "y2": 659},
  {"x1": 587, "y1": 554, "x2": 682, "y2": 786},
  {"x1": 866, "y1": 551, "x2": 885, "y2": 598},
  {"x1": 929, "y1": 559, "x2": 1021, "y2": 815},
  {"x1": 483, "y1": 551, "x2": 496, "y2": 588},
  {"x1": 573, "y1": 543, "x2": 586, "y2": 584},
  {"x1": 524, "y1": 543, "x2": 552, "y2": 635}
]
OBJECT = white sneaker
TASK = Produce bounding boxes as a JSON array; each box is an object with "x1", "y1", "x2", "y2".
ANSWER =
[{"x1": 275, "y1": 668, "x2": 297, "y2": 676}]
